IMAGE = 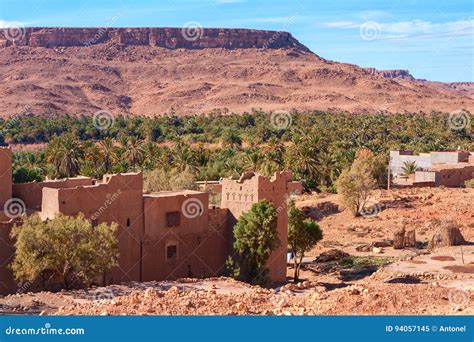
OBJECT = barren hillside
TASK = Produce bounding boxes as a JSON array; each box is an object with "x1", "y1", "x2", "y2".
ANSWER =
[{"x1": 0, "y1": 27, "x2": 473, "y2": 117}]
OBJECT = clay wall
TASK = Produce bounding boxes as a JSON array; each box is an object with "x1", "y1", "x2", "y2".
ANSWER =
[
  {"x1": 40, "y1": 173, "x2": 144, "y2": 284},
  {"x1": 142, "y1": 191, "x2": 228, "y2": 280},
  {"x1": 0, "y1": 147, "x2": 12, "y2": 207},
  {"x1": 220, "y1": 171, "x2": 301, "y2": 283},
  {"x1": 12, "y1": 177, "x2": 93, "y2": 211}
]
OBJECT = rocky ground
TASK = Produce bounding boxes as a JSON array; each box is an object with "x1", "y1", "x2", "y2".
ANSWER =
[{"x1": 0, "y1": 187, "x2": 472, "y2": 315}]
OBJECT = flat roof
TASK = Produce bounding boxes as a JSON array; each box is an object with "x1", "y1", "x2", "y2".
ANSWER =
[
  {"x1": 143, "y1": 190, "x2": 205, "y2": 198},
  {"x1": 431, "y1": 163, "x2": 474, "y2": 170}
]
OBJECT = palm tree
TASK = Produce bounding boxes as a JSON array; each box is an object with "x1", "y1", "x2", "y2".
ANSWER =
[
  {"x1": 317, "y1": 150, "x2": 340, "y2": 188},
  {"x1": 99, "y1": 137, "x2": 117, "y2": 173},
  {"x1": 24, "y1": 153, "x2": 45, "y2": 177},
  {"x1": 285, "y1": 139, "x2": 319, "y2": 188},
  {"x1": 122, "y1": 136, "x2": 145, "y2": 171},
  {"x1": 244, "y1": 149, "x2": 262, "y2": 172},
  {"x1": 173, "y1": 145, "x2": 196, "y2": 172},
  {"x1": 222, "y1": 130, "x2": 242, "y2": 149},
  {"x1": 402, "y1": 161, "x2": 418, "y2": 178},
  {"x1": 46, "y1": 135, "x2": 83, "y2": 178}
]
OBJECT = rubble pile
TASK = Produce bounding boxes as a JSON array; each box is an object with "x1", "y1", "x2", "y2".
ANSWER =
[{"x1": 55, "y1": 280, "x2": 471, "y2": 316}]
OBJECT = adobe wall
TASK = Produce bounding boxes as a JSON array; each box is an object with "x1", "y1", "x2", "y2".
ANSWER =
[
  {"x1": 431, "y1": 151, "x2": 470, "y2": 164},
  {"x1": 12, "y1": 177, "x2": 93, "y2": 211},
  {"x1": 389, "y1": 151, "x2": 431, "y2": 175},
  {"x1": 415, "y1": 171, "x2": 437, "y2": 183},
  {"x1": 221, "y1": 172, "x2": 260, "y2": 219},
  {"x1": 0, "y1": 147, "x2": 12, "y2": 207},
  {"x1": 142, "y1": 191, "x2": 228, "y2": 280},
  {"x1": 256, "y1": 172, "x2": 294, "y2": 283},
  {"x1": 0, "y1": 218, "x2": 15, "y2": 295},
  {"x1": 41, "y1": 173, "x2": 144, "y2": 284},
  {"x1": 221, "y1": 171, "x2": 300, "y2": 283},
  {"x1": 436, "y1": 166, "x2": 474, "y2": 187},
  {"x1": 196, "y1": 182, "x2": 223, "y2": 195}
]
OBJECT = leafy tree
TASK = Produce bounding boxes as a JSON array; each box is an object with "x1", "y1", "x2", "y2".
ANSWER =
[
  {"x1": 288, "y1": 201, "x2": 322, "y2": 282},
  {"x1": 232, "y1": 200, "x2": 280, "y2": 285},
  {"x1": 13, "y1": 166, "x2": 43, "y2": 183},
  {"x1": 336, "y1": 149, "x2": 378, "y2": 216},
  {"x1": 10, "y1": 214, "x2": 119, "y2": 290}
]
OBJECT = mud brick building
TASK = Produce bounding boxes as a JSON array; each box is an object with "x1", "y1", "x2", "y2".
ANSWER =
[
  {"x1": 390, "y1": 150, "x2": 474, "y2": 187},
  {"x1": 0, "y1": 146, "x2": 301, "y2": 294}
]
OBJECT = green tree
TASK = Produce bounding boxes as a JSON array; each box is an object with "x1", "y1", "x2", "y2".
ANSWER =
[
  {"x1": 336, "y1": 149, "x2": 378, "y2": 216},
  {"x1": 144, "y1": 167, "x2": 197, "y2": 192},
  {"x1": 401, "y1": 160, "x2": 418, "y2": 177},
  {"x1": 222, "y1": 129, "x2": 242, "y2": 149},
  {"x1": 288, "y1": 201, "x2": 323, "y2": 282},
  {"x1": 13, "y1": 166, "x2": 43, "y2": 183},
  {"x1": 46, "y1": 135, "x2": 83, "y2": 178},
  {"x1": 122, "y1": 136, "x2": 145, "y2": 170},
  {"x1": 99, "y1": 137, "x2": 118, "y2": 174},
  {"x1": 10, "y1": 214, "x2": 119, "y2": 290},
  {"x1": 232, "y1": 200, "x2": 280, "y2": 285}
]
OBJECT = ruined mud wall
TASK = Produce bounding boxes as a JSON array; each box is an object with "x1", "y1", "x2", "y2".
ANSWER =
[{"x1": 12, "y1": 178, "x2": 93, "y2": 211}]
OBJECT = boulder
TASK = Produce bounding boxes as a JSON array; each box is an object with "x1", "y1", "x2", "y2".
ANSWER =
[{"x1": 428, "y1": 221, "x2": 466, "y2": 250}]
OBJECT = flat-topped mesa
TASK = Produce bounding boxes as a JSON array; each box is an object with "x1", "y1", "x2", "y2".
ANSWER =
[
  {"x1": 0, "y1": 27, "x2": 311, "y2": 51},
  {"x1": 363, "y1": 67, "x2": 414, "y2": 80}
]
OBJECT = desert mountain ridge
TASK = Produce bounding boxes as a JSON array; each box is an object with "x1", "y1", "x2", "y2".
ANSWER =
[{"x1": 0, "y1": 27, "x2": 473, "y2": 117}]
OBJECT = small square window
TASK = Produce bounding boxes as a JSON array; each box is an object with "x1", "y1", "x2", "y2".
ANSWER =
[
  {"x1": 166, "y1": 212, "x2": 180, "y2": 227},
  {"x1": 167, "y1": 245, "x2": 177, "y2": 259}
]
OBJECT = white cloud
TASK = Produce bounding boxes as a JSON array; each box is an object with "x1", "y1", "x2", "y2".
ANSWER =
[
  {"x1": 0, "y1": 20, "x2": 28, "y2": 28},
  {"x1": 381, "y1": 19, "x2": 474, "y2": 35},
  {"x1": 320, "y1": 21, "x2": 355, "y2": 28},
  {"x1": 319, "y1": 18, "x2": 474, "y2": 40}
]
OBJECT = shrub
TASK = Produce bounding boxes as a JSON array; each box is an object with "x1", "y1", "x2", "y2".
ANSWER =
[
  {"x1": 144, "y1": 167, "x2": 197, "y2": 192},
  {"x1": 465, "y1": 179, "x2": 474, "y2": 188},
  {"x1": 10, "y1": 214, "x2": 119, "y2": 290},
  {"x1": 288, "y1": 201, "x2": 322, "y2": 282},
  {"x1": 231, "y1": 200, "x2": 280, "y2": 285},
  {"x1": 336, "y1": 150, "x2": 378, "y2": 216}
]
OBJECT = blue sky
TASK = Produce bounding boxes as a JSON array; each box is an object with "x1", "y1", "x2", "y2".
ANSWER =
[{"x1": 1, "y1": 0, "x2": 473, "y2": 81}]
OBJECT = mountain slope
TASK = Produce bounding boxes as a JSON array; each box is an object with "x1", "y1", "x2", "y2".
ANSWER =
[{"x1": 0, "y1": 27, "x2": 472, "y2": 116}]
